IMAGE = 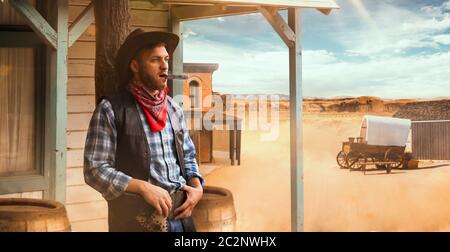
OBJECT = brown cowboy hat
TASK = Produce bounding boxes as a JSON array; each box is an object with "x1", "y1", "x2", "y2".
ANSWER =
[{"x1": 115, "y1": 28, "x2": 179, "y2": 85}]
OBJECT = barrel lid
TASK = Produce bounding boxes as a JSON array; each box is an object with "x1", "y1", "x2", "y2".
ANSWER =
[
  {"x1": 198, "y1": 186, "x2": 234, "y2": 205},
  {"x1": 0, "y1": 198, "x2": 66, "y2": 219}
]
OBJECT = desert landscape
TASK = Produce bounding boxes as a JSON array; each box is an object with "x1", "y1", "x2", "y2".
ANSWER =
[{"x1": 202, "y1": 96, "x2": 450, "y2": 232}]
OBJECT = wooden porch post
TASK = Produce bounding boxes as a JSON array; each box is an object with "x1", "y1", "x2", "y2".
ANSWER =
[
  {"x1": 288, "y1": 8, "x2": 304, "y2": 232},
  {"x1": 170, "y1": 19, "x2": 184, "y2": 105},
  {"x1": 44, "y1": 0, "x2": 68, "y2": 202}
]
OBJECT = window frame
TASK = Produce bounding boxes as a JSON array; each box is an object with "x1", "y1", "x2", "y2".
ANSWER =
[
  {"x1": 0, "y1": 27, "x2": 48, "y2": 196},
  {"x1": 189, "y1": 80, "x2": 201, "y2": 109}
]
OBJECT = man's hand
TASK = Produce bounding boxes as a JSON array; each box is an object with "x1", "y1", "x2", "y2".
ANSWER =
[
  {"x1": 174, "y1": 182, "x2": 203, "y2": 220},
  {"x1": 126, "y1": 179, "x2": 172, "y2": 217}
]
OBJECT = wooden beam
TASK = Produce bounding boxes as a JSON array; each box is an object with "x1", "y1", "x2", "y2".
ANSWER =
[
  {"x1": 162, "y1": 0, "x2": 340, "y2": 10},
  {"x1": 169, "y1": 13, "x2": 184, "y2": 105},
  {"x1": 0, "y1": 31, "x2": 41, "y2": 47},
  {"x1": 68, "y1": 1, "x2": 94, "y2": 47},
  {"x1": 288, "y1": 8, "x2": 304, "y2": 232},
  {"x1": 9, "y1": 0, "x2": 57, "y2": 49},
  {"x1": 318, "y1": 8, "x2": 332, "y2": 15},
  {"x1": 44, "y1": 0, "x2": 68, "y2": 202},
  {"x1": 258, "y1": 6, "x2": 295, "y2": 48},
  {"x1": 0, "y1": 175, "x2": 48, "y2": 195},
  {"x1": 171, "y1": 5, "x2": 257, "y2": 21}
]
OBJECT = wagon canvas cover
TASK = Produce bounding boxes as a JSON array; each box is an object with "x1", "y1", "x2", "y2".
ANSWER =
[{"x1": 360, "y1": 116, "x2": 411, "y2": 147}]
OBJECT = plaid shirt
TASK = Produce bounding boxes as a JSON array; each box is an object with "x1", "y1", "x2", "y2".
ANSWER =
[{"x1": 84, "y1": 97, "x2": 204, "y2": 201}]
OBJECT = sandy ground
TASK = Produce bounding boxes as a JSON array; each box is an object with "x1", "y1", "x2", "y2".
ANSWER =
[{"x1": 203, "y1": 112, "x2": 450, "y2": 232}]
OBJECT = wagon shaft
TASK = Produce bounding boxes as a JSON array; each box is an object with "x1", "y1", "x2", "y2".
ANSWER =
[{"x1": 355, "y1": 161, "x2": 401, "y2": 165}]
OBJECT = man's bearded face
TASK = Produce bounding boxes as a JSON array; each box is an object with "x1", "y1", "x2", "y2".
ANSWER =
[{"x1": 133, "y1": 44, "x2": 169, "y2": 91}]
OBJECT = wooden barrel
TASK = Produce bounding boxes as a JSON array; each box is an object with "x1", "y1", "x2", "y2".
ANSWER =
[
  {"x1": 192, "y1": 186, "x2": 236, "y2": 232},
  {"x1": 0, "y1": 198, "x2": 71, "y2": 232}
]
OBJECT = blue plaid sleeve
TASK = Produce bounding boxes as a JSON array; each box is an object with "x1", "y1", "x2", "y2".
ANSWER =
[
  {"x1": 178, "y1": 108, "x2": 205, "y2": 187},
  {"x1": 83, "y1": 99, "x2": 132, "y2": 200}
]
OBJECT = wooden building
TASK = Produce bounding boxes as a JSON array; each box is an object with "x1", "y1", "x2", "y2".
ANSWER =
[{"x1": 0, "y1": 0, "x2": 339, "y2": 231}]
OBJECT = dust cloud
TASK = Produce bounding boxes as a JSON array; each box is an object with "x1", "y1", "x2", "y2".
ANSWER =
[{"x1": 204, "y1": 112, "x2": 450, "y2": 231}]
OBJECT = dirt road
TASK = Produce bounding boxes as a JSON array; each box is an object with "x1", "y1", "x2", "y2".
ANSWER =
[{"x1": 204, "y1": 112, "x2": 450, "y2": 231}]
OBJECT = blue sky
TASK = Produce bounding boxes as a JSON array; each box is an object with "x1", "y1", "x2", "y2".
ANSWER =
[{"x1": 182, "y1": 0, "x2": 450, "y2": 99}]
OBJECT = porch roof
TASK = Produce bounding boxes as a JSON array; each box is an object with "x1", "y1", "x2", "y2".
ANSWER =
[{"x1": 162, "y1": 0, "x2": 339, "y2": 20}]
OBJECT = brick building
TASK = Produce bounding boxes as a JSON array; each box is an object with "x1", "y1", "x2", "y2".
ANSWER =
[{"x1": 182, "y1": 63, "x2": 219, "y2": 111}]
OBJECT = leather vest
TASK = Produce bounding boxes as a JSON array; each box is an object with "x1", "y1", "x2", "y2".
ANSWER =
[{"x1": 102, "y1": 91, "x2": 194, "y2": 232}]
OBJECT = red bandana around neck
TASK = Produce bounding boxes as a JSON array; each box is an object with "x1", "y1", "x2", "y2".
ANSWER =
[{"x1": 130, "y1": 80, "x2": 169, "y2": 132}]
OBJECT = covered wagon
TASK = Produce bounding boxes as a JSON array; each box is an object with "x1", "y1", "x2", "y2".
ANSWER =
[{"x1": 336, "y1": 115, "x2": 411, "y2": 174}]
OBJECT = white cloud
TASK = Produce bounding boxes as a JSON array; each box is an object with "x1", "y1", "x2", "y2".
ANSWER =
[
  {"x1": 303, "y1": 50, "x2": 338, "y2": 65},
  {"x1": 184, "y1": 39, "x2": 289, "y2": 94},
  {"x1": 184, "y1": 38, "x2": 450, "y2": 98},
  {"x1": 433, "y1": 34, "x2": 450, "y2": 45},
  {"x1": 182, "y1": 1, "x2": 450, "y2": 98},
  {"x1": 183, "y1": 28, "x2": 197, "y2": 39},
  {"x1": 340, "y1": 1, "x2": 450, "y2": 56},
  {"x1": 303, "y1": 51, "x2": 450, "y2": 99},
  {"x1": 441, "y1": 0, "x2": 450, "y2": 11}
]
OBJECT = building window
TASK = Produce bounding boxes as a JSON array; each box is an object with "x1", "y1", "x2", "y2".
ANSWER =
[
  {"x1": 0, "y1": 1, "x2": 48, "y2": 197},
  {"x1": 189, "y1": 80, "x2": 200, "y2": 109},
  {"x1": 0, "y1": 47, "x2": 43, "y2": 177},
  {"x1": 0, "y1": 31, "x2": 45, "y2": 187}
]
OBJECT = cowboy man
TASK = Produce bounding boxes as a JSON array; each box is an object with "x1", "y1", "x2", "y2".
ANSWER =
[{"x1": 84, "y1": 29, "x2": 204, "y2": 232}]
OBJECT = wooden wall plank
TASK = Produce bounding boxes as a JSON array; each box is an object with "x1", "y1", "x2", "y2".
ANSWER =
[
  {"x1": 67, "y1": 149, "x2": 84, "y2": 168},
  {"x1": 69, "y1": 5, "x2": 168, "y2": 27},
  {"x1": 68, "y1": 41, "x2": 95, "y2": 59},
  {"x1": 67, "y1": 24, "x2": 167, "y2": 43},
  {"x1": 68, "y1": 59, "x2": 94, "y2": 77},
  {"x1": 66, "y1": 200, "x2": 107, "y2": 222},
  {"x1": 69, "y1": 5, "x2": 88, "y2": 23},
  {"x1": 20, "y1": 191, "x2": 43, "y2": 199},
  {"x1": 67, "y1": 167, "x2": 85, "y2": 186},
  {"x1": 68, "y1": 77, "x2": 95, "y2": 95},
  {"x1": 71, "y1": 218, "x2": 108, "y2": 232},
  {"x1": 0, "y1": 193, "x2": 21, "y2": 198},
  {"x1": 67, "y1": 130, "x2": 88, "y2": 149},
  {"x1": 131, "y1": 2, "x2": 167, "y2": 11},
  {"x1": 0, "y1": 191, "x2": 42, "y2": 199},
  {"x1": 131, "y1": 9, "x2": 168, "y2": 28},
  {"x1": 70, "y1": 0, "x2": 167, "y2": 11},
  {"x1": 68, "y1": 113, "x2": 92, "y2": 131},
  {"x1": 66, "y1": 184, "x2": 103, "y2": 204},
  {"x1": 68, "y1": 95, "x2": 95, "y2": 113},
  {"x1": 131, "y1": 25, "x2": 168, "y2": 32},
  {"x1": 69, "y1": 0, "x2": 91, "y2": 6}
]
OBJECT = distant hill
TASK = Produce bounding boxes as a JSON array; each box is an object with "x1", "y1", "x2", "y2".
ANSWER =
[
  {"x1": 301, "y1": 96, "x2": 414, "y2": 113},
  {"x1": 219, "y1": 93, "x2": 450, "y2": 114}
]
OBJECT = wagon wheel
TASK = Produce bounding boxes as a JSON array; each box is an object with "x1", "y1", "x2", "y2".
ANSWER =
[
  {"x1": 384, "y1": 148, "x2": 404, "y2": 174},
  {"x1": 336, "y1": 151, "x2": 348, "y2": 169},
  {"x1": 346, "y1": 151, "x2": 366, "y2": 171}
]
